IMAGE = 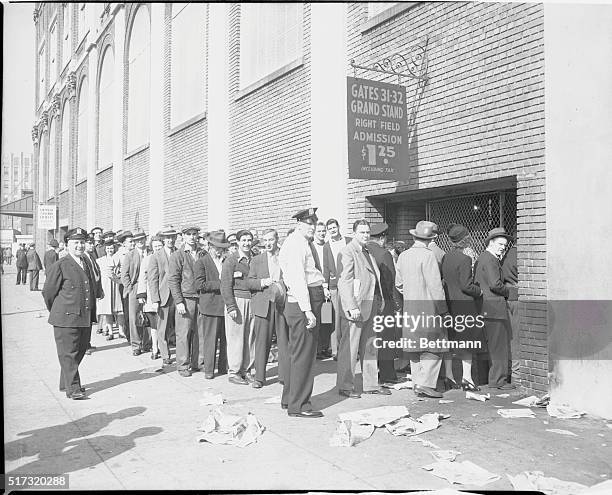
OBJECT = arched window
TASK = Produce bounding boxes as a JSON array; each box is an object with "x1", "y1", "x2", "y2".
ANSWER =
[
  {"x1": 38, "y1": 132, "x2": 48, "y2": 200},
  {"x1": 48, "y1": 119, "x2": 57, "y2": 199},
  {"x1": 171, "y1": 3, "x2": 206, "y2": 127},
  {"x1": 77, "y1": 77, "x2": 88, "y2": 181},
  {"x1": 127, "y1": 6, "x2": 150, "y2": 150},
  {"x1": 60, "y1": 100, "x2": 71, "y2": 191},
  {"x1": 98, "y1": 46, "x2": 114, "y2": 169}
]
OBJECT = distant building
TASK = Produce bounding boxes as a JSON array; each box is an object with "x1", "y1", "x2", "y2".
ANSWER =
[{"x1": 1, "y1": 152, "x2": 33, "y2": 232}]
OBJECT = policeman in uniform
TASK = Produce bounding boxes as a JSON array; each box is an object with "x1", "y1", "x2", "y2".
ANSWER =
[
  {"x1": 42, "y1": 228, "x2": 103, "y2": 400},
  {"x1": 278, "y1": 208, "x2": 325, "y2": 418}
]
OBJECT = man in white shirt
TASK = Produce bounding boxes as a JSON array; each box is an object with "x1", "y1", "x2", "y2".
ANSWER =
[{"x1": 278, "y1": 208, "x2": 325, "y2": 418}]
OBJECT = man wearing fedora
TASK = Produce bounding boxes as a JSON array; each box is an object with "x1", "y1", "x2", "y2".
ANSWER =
[
  {"x1": 44, "y1": 239, "x2": 60, "y2": 272},
  {"x1": 337, "y1": 219, "x2": 390, "y2": 399},
  {"x1": 475, "y1": 227, "x2": 515, "y2": 390},
  {"x1": 278, "y1": 207, "x2": 325, "y2": 418},
  {"x1": 26, "y1": 243, "x2": 43, "y2": 291},
  {"x1": 168, "y1": 226, "x2": 204, "y2": 377},
  {"x1": 245, "y1": 228, "x2": 287, "y2": 388},
  {"x1": 114, "y1": 230, "x2": 135, "y2": 342},
  {"x1": 42, "y1": 227, "x2": 103, "y2": 400},
  {"x1": 396, "y1": 220, "x2": 448, "y2": 399},
  {"x1": 194, "y1": 231, "x2": 229, "y2": 378},
  {"x1": 121, "y1": 230, "x2": 150, "y2": 355},
  {"x1": 148, "y1": 227, "x2": 178, "y2": 365}
]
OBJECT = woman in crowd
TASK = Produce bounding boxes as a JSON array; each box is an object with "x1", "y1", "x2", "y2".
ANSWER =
[
  {"x1": 441, "y1": 223, "x2": 484, "y2": 391},
  {"x1": 96, "y1": 239, "x2": 123, "y2": 340}
]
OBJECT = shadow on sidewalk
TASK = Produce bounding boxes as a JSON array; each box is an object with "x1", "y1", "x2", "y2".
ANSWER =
[
  {"x1": 85, "y1": 368, "x2": 168, "y2": 395},
  {"x1": 6, "y1": 407, "x2": 162, "y2": 475}
]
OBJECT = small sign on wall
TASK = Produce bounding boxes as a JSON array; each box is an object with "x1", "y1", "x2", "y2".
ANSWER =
[
  {"x1": 347, "y1": 76, "x2": 409, "y2": 181},
  {"x1": 37, "y1": 204, "x2": 57, "y2": 230}
]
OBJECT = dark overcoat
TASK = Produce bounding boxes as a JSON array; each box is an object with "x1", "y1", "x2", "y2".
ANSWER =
[
  {"x1": 474, "y1": 250, "x2": 509, "y2": 320},
  {"x1": 194, "y1": 252, "x2": 225, "y2": 317}
]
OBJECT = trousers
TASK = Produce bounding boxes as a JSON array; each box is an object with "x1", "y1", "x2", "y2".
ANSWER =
[
  {"x1": 54, "y1": 326, "x2": 92, "y2": 395},
  {"x1": 29, "y1": 270, "x2": 40, "y2": 290},
  {"x1": 174, "y1": 298, "x2": 200, "y2": 371},
  {"x1": 156, "y1": 297, "x2": 175, "y2": 360},
  {"x1": 224, "y1": 297, "x2": 255, "y2": 377},
  {"x1": 410, "y1": 352, "x2": 443, "y2": 389},
  {"x1": 484, "y1": 318, "x2": 511, "y2": 387},
  {"x1": 253, "y1": 302, "x2": 287, "y2": 383},
  {"x1": 198, "y1": 314, "x2": 228, "y2": 375}
]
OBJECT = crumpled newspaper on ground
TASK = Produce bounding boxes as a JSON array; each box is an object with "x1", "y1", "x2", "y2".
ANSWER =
[
  {"x1": 507, "y1": 470, "x2": 589, "y2": 494},
  {"x1": 197, "y1": 407, "x2": 264, "y2": 447},
  {"x1": 497, "y1": 408, "x2": 536, "y2": 418},
  {"x1": 422, "y1": 460, "x2": 500, "y2": 486},
  {"x1": 329, "y1": 420, "x2": 375, "y2": 447},
  {"x1": 547, "y1": 403, "x2": 587, "y2": 419},
  {"x1": 338, "y1": 405, "x2": 409, "y2": 427},
  {"x1": 199, "y1": 391, "x2": 224, "y2": 406},
  {"x1": 385, "y1": 412, "x2": 447, "y2": 437}
]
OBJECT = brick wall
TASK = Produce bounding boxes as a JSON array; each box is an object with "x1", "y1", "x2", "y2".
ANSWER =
[
  {"x1": 227, "y1": 4, "x2": 312, "y2": 236},
  {"x1": 74, "y1": 181, "x2": 87, "y2": 227},
  {"x1": 346, "y1": 2, "x2": 547, "y2": 392},
  {"x1": 123, "y1": 147, "x2": 150, "y2": 231},
  {"x1": 58, "y1": 191, "x2": 69, "y2": 224},
  {"x1": 95, "y1": 167, "x2": 113, "y2": 229}
]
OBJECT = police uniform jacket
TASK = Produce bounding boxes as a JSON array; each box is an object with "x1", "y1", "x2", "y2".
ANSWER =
[{"x1": 42, "y1": 254, "x2": 103, "y2": 327}]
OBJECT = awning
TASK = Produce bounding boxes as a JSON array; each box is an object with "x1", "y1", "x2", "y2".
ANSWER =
[{"x1": 0, "y1": 194, "x2": 34, "y2": 218}]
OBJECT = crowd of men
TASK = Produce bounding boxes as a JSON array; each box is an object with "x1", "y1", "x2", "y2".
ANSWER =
[{"x1": 39, "y1": 207, "x2": 519, "y2": 418}]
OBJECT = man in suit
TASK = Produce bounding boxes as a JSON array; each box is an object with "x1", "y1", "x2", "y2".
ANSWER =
[
  {"x1": 337, "y1": 219, "x2": 389, "y2": 398},
  {"x1": 121, "y1": 230, "x2": 150, "y2": 355},
  {"x1": 323, "y1": 218, "x2": 351, "y2": 359},
  {"x1": 367, "y1": 222, "x2": 403, "y2": 385},
  {"x1": 15, "y1": 244, "x2": 28, "y2": 285},
  {"x1": 44, "y1": 239, "x2": 60, "y2": 272},
  {"x1": 148, "y1": 227, "x2": 178, "y2": 365},
  {"x1": 246, "y1": 228, "x2": 287, "y2": 388},
  {"x1": 278, "y1": 207, "x2": 325, "y2": 418},
  {"x1": 90, "y1": 227, "x2": 104, "y2": 259},
  {"x1": 312, "y1": 222, "x2": 330, "y2": 359},
  {"x1": 475, "y1": 227, "x2": 515, "y2": 390},
  {"x1": 168, "y1": 226, "x2": 204, "y2": 377},
  {"x1": 114, "y1": 231, "x2": 134, "y2": 342},
  {"x1": 194, "y1": 231, "x2": 229, "y2": 379},
  {"x1": 502, "y1": 243, "x2": 520, "y2": 383},
  {"x1": 42, "y1": 227, "x2": 103, "y2": 400},
  {"x1": 26, "y1": 243, "x2": 43, "y2": 291}
]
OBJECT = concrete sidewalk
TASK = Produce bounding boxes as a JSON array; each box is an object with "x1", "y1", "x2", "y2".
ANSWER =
[{"x1": 2, "y1": 266, "x2": 611, "y2": 490}]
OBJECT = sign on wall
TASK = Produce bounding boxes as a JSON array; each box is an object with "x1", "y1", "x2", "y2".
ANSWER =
[
  {"x1": 347, "y1": 76, "x2": 409, "y2": 181},
  {"x1": 37, "y1": 204, "x2": 57, "y2": 230}
]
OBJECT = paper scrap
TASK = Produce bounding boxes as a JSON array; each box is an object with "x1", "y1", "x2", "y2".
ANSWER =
[
  {"x1": 547, "y1": 403, "x2": 586, "y2": 419},
  {"x1": 496, "y1": 393, "x2": 510, "y2": 398},
  {"x1": 466, "y1": 391, "x2": 490, "y2": 402},
  {"x1": 507, "y1": 471, "x2": 587, "y2": 494},
  {"x1": 497, "y1": 408, "x2": 536, "y2": 419},
  {"x1": 386, "y1": 413, "x2": 443, "y2": 437},
  {"x1": 263, "y1": 395, "x2": 281, "y2": 404},
  {"x1": 391, "y1": 380, "x2": 414, "y2": 390},
  {"x1": 197, "y1": 407, "x2": 264, "y2": 447},
  {"x1": 199, "y1": 391, "x2": 224, "y2": 406},
  {"x1": 408, "y1": 437, "x2": 440, "y2": 449},
  {"x1": 512, "y1": 395, "x2": 539, "y2": 407},
  {"x1": 431, "y1": 450, "x2": 461, "y2": 462},
  {"x1": 439, "y1": 399, "x2": 454, "y2": 404},
  {"x1": 140, "y1": 367, "x2": 164, "y2": 374},
  {"x1": 329, "y1": 420, "x2": 375, "y2": 447},
  {"x1": 422, "y1": 460, "x2": 500, "y2": 486},
  {"x1": 338, "y1": 405, "x2": 409, "y2": 427},
  {"x1": 546, "y1": 429, "x2": 578, "y2": 437}
]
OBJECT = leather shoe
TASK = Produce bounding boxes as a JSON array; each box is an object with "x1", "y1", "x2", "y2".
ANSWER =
[
  {"x1": 229, "y1": 375, "x2": 248, "y2": 385},
  {"x1": 363, "y1": 387, "x2": 392, "y2": 396},
  {"x1": 339, "y1": 389, "x2": 361, "y2": 399},
  {"x1": 244, "y1": 373, "x2": 255, "y2": 384},
  {"x1": 281, "y1": 403, "x2": 288, "y2": 410},
  {"x1": 178, "y1": 369, "x2": 192, "y2": 377},
  {"x1": 252, "y1": 380, "x2": 264, "y2": 389},
  {"x1": 288, "y1": 410, "x2": 323, "y2": 418},
  {"x1": 190, "y1": 367, "x2": 201, "y2": 373},
  {"x1": 68, "y1": 390, "x2": 87, "y2": 400},
  {"x1": 162, "y1": 358, "x2": 172, "y2": 365},
  {"x1": 414, "y1": 385, "x2": 443, "y2": 398},
  {"x1": 132, "y1": 349, "x2": 142, "y2": 356},
  {"x1": 204, "y1": 373, "x2": 214, "y2": 379},
  {"x1": 490, "y1": 383, "x2": 516, "y2": 390}
]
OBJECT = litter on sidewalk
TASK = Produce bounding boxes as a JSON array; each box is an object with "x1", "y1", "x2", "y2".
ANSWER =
[
  {"x1": 497, "y1": 408, "x2": 536, "y2": 419},
  {"x1": 507, "y1": 471, "x2": 588, "y2": 494},
  {"x1": 439, "y1": 399, "x2": 454, "y2": 404},
  {"x1": 329, "y1": 420, "x2": 375, "y2": 447},
  {"x1": 547, "y1": 403, "x2": 587, "y2": 419},
  {"x1": 385, "y1": 412, "x2": 448, "y2": 437},
  {"x1": 199, "y1": 391, "x2": 224, "y2": 406},
  {"x1": 408, "y1": 437, "x2": 440, "y2": 449},
  {"x1": 430, "y1": 450, "x2": 461, "y2": 462},
  {"x1": 391, "y1": 379, "x2": 414, "y2": 390},
  {"x1": 466, "y1": 391, "x2": 490, "y2": 402},
  {"x1": 546, "y1": 428, "x2": 578, "y2": 437},
  {"x1": 496, "y1": 393, "x2": 510, "y2": 398},
  {"x1": 338, "y1": 405, "x2": 409, "y2": 427},
  {"x1": 422, "y1": 460, "x2": 500, "y2": 486},
  {"x1": 512, "y1": 395, "x2": 539, "y2": 407},
  {"x1": 197, "y1": 407, "x2": 264, "y2": 447}
]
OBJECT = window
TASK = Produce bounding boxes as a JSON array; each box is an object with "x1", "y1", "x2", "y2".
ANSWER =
[
  {"x1": 62, "y1": 4, "x2": 72, "y2": 68},
  {"x1": 61, "y1": 101, "x2": 71, "y2": 191},
  {"x1": 78, "y1": 3, "x2": 87, "y2": 43},
  {"x1": 77, "y1": 78, "x2": 88, "y2": 181},
  {"x1": 171, "y1": 3, "x2": 207, "y2": 128},
  {"x1": 38, "y1": 133, "x2": 47, "y2": 199},
  {"x1": 97, "y1": 47, "x2": 114, "y2": 169},
  {"x1": 126, "y1": 6, "x2": 150, "y2": 150},
  {"x1": 239, "y1": 3, "x2": 303, "y2": 89},
  {"x1": 367, "y1": 2, "x2": 398, "y2": 18},
  {"x1": 48, "y1": 119, "x2": 57, "y2": 199},
  {"x1": 38, "y1": 44, "x2": 46, "y2": 105},
  {"x1": 49, "y1": 19, "x2": 58, "y2": 87}
]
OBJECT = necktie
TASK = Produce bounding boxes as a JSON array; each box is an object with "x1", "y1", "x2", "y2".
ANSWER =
[{"x1": 309, "y1": 241, "x2": 322, "y2": 272}]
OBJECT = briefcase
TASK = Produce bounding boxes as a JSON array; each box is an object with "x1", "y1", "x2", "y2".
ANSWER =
[{"x1": 321, "y1": 301, "x2": 333, "y2": 324}]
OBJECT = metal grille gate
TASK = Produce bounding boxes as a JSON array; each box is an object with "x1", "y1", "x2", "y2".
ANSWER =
[{"x1": 426, "y1": 190, "x2": 517, "y2": 254}]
